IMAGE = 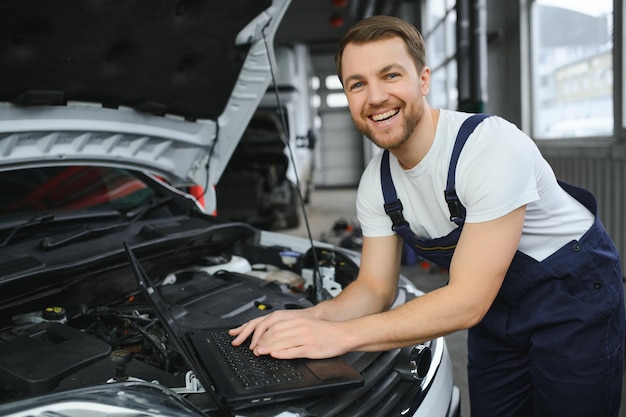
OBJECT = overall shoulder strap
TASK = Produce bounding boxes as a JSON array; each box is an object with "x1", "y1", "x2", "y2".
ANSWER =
[
  {"x1": 381, "y1": 149, "x2": 410, "y2": 234},
  {"x1": 444, "y1": 113, "x2": 491, "y2": 225},
  {"x1": 380, "y1": 113, "x2": 491, "y2": 233}
]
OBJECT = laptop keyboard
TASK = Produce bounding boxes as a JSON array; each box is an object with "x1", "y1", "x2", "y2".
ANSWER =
[{"x1": 208, "y1": 330, "x2": 306, "y2": 388}]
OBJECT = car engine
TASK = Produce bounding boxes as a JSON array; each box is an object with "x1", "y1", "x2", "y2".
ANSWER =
[
  {"x1": 0, "y1": 223, "x2": 438, "y2": 417},
  {"x1": 0, "y1": 238, "x2": 360, "y2": 407}
]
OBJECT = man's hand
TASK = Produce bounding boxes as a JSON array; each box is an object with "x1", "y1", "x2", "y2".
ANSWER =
[
  {"x1": 229, "y1": 310, "x2": 348, "y2": 359},
  {"x1": 229, "y1": 234, "x2": 402, "y2": 359}
]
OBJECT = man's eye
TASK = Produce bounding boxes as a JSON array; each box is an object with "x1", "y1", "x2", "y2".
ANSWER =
[
  {"x1": 349, "y1": 82, "x2": 363, "y2": 90},
  {"x1": 386, "y1": 73, "x2": 400, "y2": 80}
]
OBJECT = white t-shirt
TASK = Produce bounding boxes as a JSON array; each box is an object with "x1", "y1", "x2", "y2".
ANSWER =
[{"x1": 357, "y1": 110, "x2": 594, "y2": 261}]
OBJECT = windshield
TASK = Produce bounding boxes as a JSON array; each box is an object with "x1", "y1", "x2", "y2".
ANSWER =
[{"x1": 0, "y1": 166, "x2": 156, "y2": 223}]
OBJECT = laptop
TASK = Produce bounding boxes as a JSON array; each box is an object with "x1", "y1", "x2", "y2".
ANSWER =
[{"x1": 123, "y1": 242, "x2": 364, "y2": 410}]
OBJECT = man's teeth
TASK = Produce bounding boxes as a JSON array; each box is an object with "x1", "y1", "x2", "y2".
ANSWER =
[{"x1": 371, "y1": 109, "x2": 398, "y2": 122}]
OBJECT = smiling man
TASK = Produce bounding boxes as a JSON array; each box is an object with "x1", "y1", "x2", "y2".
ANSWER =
[
  {"x1": 231, "y1": 15, "x2": 624, "y2": 417},
  {"x1": 341, "y1": 37, "x2": 429, "y2": 155}
]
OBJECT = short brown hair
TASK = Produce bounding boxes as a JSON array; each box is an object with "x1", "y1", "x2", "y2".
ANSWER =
[{"x1": 335, "y1": 15, "x2": 427, "y2": 84}]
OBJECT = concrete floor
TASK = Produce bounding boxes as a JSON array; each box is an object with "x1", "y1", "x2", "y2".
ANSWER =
[{"x1": 283, "y1": 186, "x2": 626, "y2": 417}]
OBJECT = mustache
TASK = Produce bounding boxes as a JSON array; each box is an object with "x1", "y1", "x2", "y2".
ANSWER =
[{"x1": 365, "y1": 104, "x2": 400, "y2": 115}]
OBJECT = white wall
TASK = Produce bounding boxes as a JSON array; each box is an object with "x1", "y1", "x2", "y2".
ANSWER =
[{"x1": 310, "y1": 52, "x2": 365, "y2": 187}]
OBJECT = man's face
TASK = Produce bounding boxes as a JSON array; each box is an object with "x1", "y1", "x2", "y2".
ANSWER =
[{"x1": 341, "y1": 36, "x2": 430, "y2": 150}]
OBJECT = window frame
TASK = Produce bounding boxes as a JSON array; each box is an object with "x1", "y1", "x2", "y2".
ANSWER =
[
  {"x1": 423, "y1": 0, "x2": 458, "y2": 110},
  {"x1": 526, "y1": 0, "x2": 616, "y2": 142}
]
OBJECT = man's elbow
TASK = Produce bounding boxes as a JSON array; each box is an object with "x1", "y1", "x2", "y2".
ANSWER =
[
  {"x1": 462, "y1": 302, "x2": 493, "y2": 329},
  {"x1": 366, "y1": 292, "x2": 396, "y2": 313},
  {"x1": 382, "y1": 295, "x2": 397, "y2": 311},
  {"x1": 464, "y1": 311, "x2": 486, "y2": 329}
]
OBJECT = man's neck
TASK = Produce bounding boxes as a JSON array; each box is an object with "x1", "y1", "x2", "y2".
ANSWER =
[{"x1": 393, "y1": 107, "x2": 440, "y2": 170}]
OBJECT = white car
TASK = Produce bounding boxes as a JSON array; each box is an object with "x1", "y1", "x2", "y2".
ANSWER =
[
  {"x1": 0, "y1": 1, "x2": 460, "y2": 416},
  {"x1": 217, "y1": 109, "x2": 302, "y2": 229}
]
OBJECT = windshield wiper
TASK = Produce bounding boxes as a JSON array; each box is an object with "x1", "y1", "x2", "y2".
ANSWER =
[
  {"x1": 40, "y1": 222, "x2": 129, "y2": 250},
  {"x1": 0, "y1": 214, "x2": 55, "y2": 248},
  {"x1": 123, "y1": 196, "x2": 173, "y2": 222},
  {"x1": 38, "y1": 197, "x2": 173, "y2": 250}
]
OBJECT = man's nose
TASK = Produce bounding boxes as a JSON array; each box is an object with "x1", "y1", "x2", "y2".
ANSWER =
[{"x1": 366, "y1": 80, "x2": 389, "y2": 105}]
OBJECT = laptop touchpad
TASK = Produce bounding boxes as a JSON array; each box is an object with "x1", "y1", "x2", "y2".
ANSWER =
[{"x1": 306, "y1": 360, "x2": 352, "y2": 382}]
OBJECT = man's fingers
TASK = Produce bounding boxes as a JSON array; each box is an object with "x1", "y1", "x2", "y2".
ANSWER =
[
  {"x1": 229, "y1": 317, "x2": 263, "y2": 346},
  {"x1": 229, "y1": 310, "x2": 311, "y2": 352},
  {"x1": 253, "y1": 319, "x2": 308, "y2": 356},
  {"x1": 228, "y1": 326, "x2": 248, "y2": 346}
]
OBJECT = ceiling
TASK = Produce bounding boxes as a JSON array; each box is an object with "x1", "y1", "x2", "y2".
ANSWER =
[{"x1": 275, "y1": 0, "x2": 406, "y2": 53}]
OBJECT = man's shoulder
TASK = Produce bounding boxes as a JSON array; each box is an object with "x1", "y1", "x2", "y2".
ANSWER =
[
  {"x1": 440, "y1": 109, "x2": 492, "y2": 129},
  {"x1": 362, "y1": 148, "x2": 386, "y2": 175},
  {"x1": 440, "y1": 111, "x2": 525, "y2": 148}
]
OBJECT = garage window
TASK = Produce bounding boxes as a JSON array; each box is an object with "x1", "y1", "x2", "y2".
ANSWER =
[
  {"x1": 424, "y1": 0, "x2": 458, "y2": 110},
  {"x1": 531, "y1": 0, "x2": 613, "y2": 139}
]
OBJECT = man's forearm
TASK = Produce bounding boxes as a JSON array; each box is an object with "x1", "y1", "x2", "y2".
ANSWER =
[
  {"x1": 309, "y1": 277, "x2": 396, "y2": 322},
  {"x1": 335, "y1": 283, "x2": 483, "y2": 353}
]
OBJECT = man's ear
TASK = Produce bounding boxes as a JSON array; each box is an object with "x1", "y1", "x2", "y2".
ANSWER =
[{"x1": 420, "y1": 66, "x2": 431, "y2": 95}]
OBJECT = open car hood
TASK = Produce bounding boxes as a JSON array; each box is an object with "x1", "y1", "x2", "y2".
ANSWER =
[{"x1": 0, "y1": 0, "x2": 290, "y2": 213}]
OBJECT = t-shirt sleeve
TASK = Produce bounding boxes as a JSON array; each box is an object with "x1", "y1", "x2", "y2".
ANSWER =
[
  {"x1": 356, "y1": 155, "x2": 395, "y2": 237},
  {"x1": 456, "y1": 119, "x2": 541, "y2": 223}
]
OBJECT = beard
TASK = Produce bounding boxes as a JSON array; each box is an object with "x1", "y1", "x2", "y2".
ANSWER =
[{"x1": 353, "y1": 106, "x2": 421, "y2": 151}]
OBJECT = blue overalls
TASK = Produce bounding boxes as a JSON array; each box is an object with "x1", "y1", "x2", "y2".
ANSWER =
[{"x1": 381, "y1": 114, "x2": 625, "y2": 417}]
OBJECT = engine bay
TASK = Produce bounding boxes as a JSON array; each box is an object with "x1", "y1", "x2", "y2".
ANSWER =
[{"x1": 0, "y1": 238, "x2": 360, "y2": 406}]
